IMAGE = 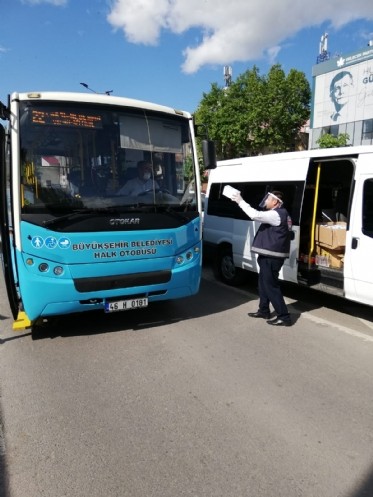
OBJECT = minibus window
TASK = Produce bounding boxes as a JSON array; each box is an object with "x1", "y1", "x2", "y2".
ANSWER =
[{"x1": 362, "y1": 178, "x2": 373, "y2": 237}]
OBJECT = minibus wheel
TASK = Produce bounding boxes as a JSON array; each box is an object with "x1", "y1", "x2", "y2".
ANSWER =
[{"x1": 215, "y1": 246, "x2": 246, "y2": 286}]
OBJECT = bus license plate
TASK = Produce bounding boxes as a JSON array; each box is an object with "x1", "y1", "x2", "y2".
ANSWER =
[{"x1": 104, "y1": 298, "x2": 148, "y2": 313}]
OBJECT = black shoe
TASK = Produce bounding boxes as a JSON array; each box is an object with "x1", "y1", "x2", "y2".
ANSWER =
[
  {"x1": 267, "y1": 317, "x2": 292, "y2": 327},
  {"x1": 248, "y1": 311, "x2": 270, "y2": 319}
]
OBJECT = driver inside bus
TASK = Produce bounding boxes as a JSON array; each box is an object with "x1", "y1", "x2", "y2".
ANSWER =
[{"x1": 117, "y1": 160, "x2": 159, "y2": 196}]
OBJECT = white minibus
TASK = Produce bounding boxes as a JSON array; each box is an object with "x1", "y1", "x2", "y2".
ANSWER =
[{"x1": 203, "y1": 146, "x2": 373, "y2": 307}]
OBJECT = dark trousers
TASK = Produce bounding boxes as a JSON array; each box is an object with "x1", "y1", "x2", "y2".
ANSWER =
[{"x1": 257, "y1": 255, "x2": 290, "y2": 319}]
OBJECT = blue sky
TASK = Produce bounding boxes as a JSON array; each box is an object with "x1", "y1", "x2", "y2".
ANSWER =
[{"x1": 1, "y1": 0, "x2": 373, "y2": 113}]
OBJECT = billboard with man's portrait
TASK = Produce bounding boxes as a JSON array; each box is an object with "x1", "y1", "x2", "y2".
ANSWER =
[{"x1": 312, "y1": 56, "x2": 373, "y2": 128}]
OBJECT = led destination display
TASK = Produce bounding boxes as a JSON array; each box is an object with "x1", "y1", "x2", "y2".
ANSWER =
[{"x1": 31, "y1": 109, "x2": 102, "y2": 129}]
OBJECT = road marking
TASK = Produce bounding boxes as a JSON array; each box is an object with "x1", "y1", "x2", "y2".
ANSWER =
[
  {"x1": 203, "y1": 269, "x2": 373, "y2": 342},
  {"x1": 302, "y1": 313, "x2": 373, "y2": 343}
]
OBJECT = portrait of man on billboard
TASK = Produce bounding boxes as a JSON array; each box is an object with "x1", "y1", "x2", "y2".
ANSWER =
[{"x1": 329, "y1": 70, "x2": 354, "y2": 122}]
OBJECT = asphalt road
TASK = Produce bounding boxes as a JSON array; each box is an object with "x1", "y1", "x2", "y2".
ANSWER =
[{"x1": 0, "y1": 265, "x2": 373, "y2": 497}]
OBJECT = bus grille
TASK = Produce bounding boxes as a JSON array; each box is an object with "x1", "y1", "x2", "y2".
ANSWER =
[{"x1": 73, "y1": 270, "x2": 171, "y2": 293}]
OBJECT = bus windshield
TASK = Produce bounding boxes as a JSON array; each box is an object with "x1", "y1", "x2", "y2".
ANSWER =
[{"x1": 19, "y1": 101, "x2": 198, "y2": 231}]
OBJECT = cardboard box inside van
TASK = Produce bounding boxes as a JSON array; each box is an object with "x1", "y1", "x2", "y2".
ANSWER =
[
  {"x1": 315, "y1": 245, "x2": 344, "y2": 268},
  {"x1": 315, "y1": 222, "x2": 346, "y2": 250}
]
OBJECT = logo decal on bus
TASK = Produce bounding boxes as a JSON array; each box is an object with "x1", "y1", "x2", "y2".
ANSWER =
[
  {"x1": 31, "y1": 236, "x2": 71, "y2": 250},
  {"x1": 31, "y1": 236, "x2": 44, "y2": 249},
  {"x1": 45, "y1": 237, "x2": 58, "y2": 249},
  {"x1": 58, "y1": 237, "x2": 71, "y2": 249},
  {"x1": 109, "y1": 218, "x2": 140, "y2": 225}
]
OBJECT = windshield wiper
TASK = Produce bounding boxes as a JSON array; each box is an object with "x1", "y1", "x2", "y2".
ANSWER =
[
  {"x1": 119, "y1": 203, "x2": 160, "y2": 212},
  {"x1": 43, "y1": 207, "x2": 120, "y2": 228},
  {"x1": 155, "y1": 205, "x2": 191, "y2": 222}
]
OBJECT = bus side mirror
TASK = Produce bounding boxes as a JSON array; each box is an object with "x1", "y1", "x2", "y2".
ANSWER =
[
  {"x1": 202, "y1": 139, "x2": 217, "y2": 170},
  {"x1": 0, "y1": 101, "x2": 10, "y2": 121}
]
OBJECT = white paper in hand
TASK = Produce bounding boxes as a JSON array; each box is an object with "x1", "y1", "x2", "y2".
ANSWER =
[{"x1": 223, "y1": 185, "x2": 241, "y2": 199}]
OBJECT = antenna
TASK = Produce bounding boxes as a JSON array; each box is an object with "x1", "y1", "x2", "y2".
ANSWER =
[
  {"x1": 80, "y1": 83, "x2": 113, "y2": 95},
  {"x1": 223, "y1": 66, "x2": 232, "y2": 88},
  {"x1": 319, "y1": 33, "x2": 328, "y2": 53},
  {"x1": 316, "y1": 33, "x2": 330, "y2": 64}
]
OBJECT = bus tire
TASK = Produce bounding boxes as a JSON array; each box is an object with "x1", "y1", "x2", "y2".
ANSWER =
[{"x1": 215, "y1": 246, "x2": 246, "y2": 286}]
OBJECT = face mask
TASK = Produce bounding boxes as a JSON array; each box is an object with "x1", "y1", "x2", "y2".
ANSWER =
[{"x1": 143, "y1": 172, "x2": 151, "y2": 181}]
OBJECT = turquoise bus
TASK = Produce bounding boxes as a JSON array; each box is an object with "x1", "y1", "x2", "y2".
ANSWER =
[{"x1": 0, "y1": 92, "x2": 215, "y2": 331}]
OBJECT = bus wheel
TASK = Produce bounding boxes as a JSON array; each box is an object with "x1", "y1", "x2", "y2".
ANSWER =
[{"x1": 215, "y1": 246, "x2": 246, "y2": 286}]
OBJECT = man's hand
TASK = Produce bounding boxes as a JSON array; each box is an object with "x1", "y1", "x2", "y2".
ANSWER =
[{"x1": 231, "y1": 192, "x2": 243, "y2": 204}]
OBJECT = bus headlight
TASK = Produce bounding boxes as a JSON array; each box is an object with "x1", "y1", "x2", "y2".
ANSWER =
[
  {"x1": 38, "y1": 263, "x2": 49, "y2": 272},
  {"x1": 53, "y1": 266, "x2": 64, "y2": 276},
  {"x1": 175, "y1": 245, "x2": 200, "y2": 266}
]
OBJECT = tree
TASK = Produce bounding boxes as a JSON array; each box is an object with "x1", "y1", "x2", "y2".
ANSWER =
[
  {"x1": 316, "y1": 133, "x2": 350, "y2": 148},
  {"x1": 194, "y1": 64, "x2": 310, "y2": 159}
]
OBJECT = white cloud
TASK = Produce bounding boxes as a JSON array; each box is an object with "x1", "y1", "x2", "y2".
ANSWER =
[
  {"x1": 107, "y1": 0, "x2": 170, "y2": 45},
  {"x1": 107, "y1": 0, "x2": 373, "y2": 73}
]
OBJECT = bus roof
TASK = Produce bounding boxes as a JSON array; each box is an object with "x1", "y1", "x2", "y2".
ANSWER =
[{"x1": 11, "y1": 91, "x2": 192, "y2": 119}]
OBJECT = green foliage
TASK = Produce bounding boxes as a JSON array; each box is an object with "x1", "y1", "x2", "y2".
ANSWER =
[
  {"x1": 316, "y1": 133, "x2": 350, "y2": 148},
  {"x1": 183, "y1": 155, "x2": 194, "y2": 180},
  {"x1": 184, "y1": 154, "x2": 206, "y2": 183},
  {"x1": 194, "y1": 64, "x2": 310, "y2": 159}
]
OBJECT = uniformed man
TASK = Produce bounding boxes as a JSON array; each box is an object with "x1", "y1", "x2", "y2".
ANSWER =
[{"x1": 231, "y1": 190, "x2": 293, "y2": 327}]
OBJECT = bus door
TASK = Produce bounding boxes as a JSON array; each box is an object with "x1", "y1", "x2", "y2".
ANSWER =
[
  {"x1": 0, "y1": 125, "x2": 19, "y2": 319},
  {"x1": 344, "y1": 160, "x2": 373, "y2": 306}
]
